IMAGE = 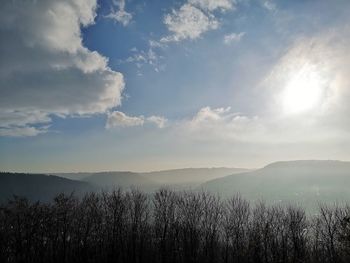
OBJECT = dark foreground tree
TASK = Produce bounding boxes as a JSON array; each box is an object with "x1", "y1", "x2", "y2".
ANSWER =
[{"x1": 1, "y1": 189, "x2": 350, "y2": 263}]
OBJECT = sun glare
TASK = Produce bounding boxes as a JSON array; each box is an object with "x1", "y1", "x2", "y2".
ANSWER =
[{"x1": 282, "y1": 67, "x2": 324, "y2": 114}]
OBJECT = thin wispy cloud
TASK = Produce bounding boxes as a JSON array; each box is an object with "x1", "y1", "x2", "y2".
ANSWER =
[
  {"x1": 161, "y1": 0, "x2": 236, "y2": 43},
  {"x1": 105, "y1": 0, "x2": 133, "y2": 26},
  {"x1": 223, "y1": 32, "x2": 245, "y2": 45},
  {"x1": 263, "y1": 0, "x2": 277, "y2": 12},
  {"x1": 106, "y1": 111, "x2": 167, "y2": 129},
  {"x1": 189, "y1": 0, "x2": 235, "y2": 12},
  {"x1": 161, "y1": 4, "x2": 219, "y2": 42},
  {"x1": 125, "y1": 47, "x2": 164, "y2": 72}
]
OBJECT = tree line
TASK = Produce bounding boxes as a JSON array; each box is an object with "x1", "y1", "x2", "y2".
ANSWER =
[{"x1": 1, "y1": 189, "x2": 350, "y2": 263}]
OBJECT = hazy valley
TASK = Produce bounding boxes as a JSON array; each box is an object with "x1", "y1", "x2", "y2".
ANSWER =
[{"x1": 2, "y1": 160, "x2": 350, "y2": 212}]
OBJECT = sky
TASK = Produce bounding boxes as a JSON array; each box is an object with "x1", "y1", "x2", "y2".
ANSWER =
[{"x1": 1, "y1": 0, "x2": 350, "y2": 172}]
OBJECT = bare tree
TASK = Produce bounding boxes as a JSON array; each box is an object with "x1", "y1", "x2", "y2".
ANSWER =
[
  {"x1": 176, "y1": 191, "x2": 204, "y2": 263},
  {"x1": 286, "y1": 205, "x2": 309, "y2": 263},
  {"x1": 200, "y1": 192, "x2": 223, "y2": 263},
  {"x1": 223, "y1": 194, "x2": 250, "y2": 263},
  {"x1": 126, "y1": 188, "x2": 150, "y2": 263},
  {"x1": 153, "y1": 188, "x2": 178, "y2": 263},
  {"x1": 102, "y1": 188, "x2": 128, "y2": 262},
  {"x1": 317, "y1": 204, "x2": 341, "y2": 263},
  {"x1": 2, "y1": 189, "x2": 350, "y2": 263}
]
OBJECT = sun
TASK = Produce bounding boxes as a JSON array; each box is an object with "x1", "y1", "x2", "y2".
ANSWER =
[{"x1": 282, "y1": 66, "x2": 324, "y2": 114}]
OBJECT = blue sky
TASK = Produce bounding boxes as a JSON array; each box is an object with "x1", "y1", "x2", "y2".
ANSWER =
[{"x1": 1, "y1": 0, "x2": 350, "y2": 172}]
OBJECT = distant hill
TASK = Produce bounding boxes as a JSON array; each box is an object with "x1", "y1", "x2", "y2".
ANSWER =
[
  {"x1": 0, "y1": 172, "x2": 93, "y2": 202},
  {"x1": 52, "y1": 172, "x2": 92, "y2": 181},
  {"x1": 142, "y1": 167, "x2": 250, "y2": 187},
  {"x1": 3, "y1": 161, "x2": 350, "y2": 211},
  {"x1": 201, "y1": 160, "x2": 350, "y2": 212},
  {"x1": 83, "y1": 172, "x2": 157, "y2": 191},
  {"x1": 54, "y1": 168, "x2": 250, "y2": 190}
]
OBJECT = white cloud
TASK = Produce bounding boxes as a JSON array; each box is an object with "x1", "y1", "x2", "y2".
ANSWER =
[
  {"x1": 0, "y1": 126, "x2": 49, "y2": 137},
  {"x1": 145, "y1": 0, "x2": 236, "y2": 71},
  {"x1": 179, "y1": 104, "x2": 349, "y2": 146},
  {"x1": 162, "y1": 4, "x2": 219, "y2": 42},
  {"x1": 105, "y1": 0, "x2": 132, "y2": 26},
  {"x1": 106, "y1": 111, "x2": 145, "y2": 128},
  {"x1": 185, "y1": 107, "x2": 263, "y2": 142},
  {"x1": 189, "y1": 0, "x2": 235, "y2": 12},
  {"x1": 147, "y1": 116, "x2": 167, "y2": 128},
  {"x1": 106, "y1": 112, "x2": 167, "y2": 129},
  {"x1": 223, "y1": 32, "x2": 245, "y2": 45},
  {"x1": 0, "y1": 110, "x2": 51, "y2": 136},
  {"x1": 263, "y1": 0, "x2": 277, "y2": 12},
  {"x1": 191, "y1": 107, "x2": 233, "y2": 123},
  {"x1": 0, "y1": 0, "x2": 125, "y2": 136},
  {"x1": 149, "y1": 40, "x2": 165, "y2": 49},
  {"x1": 0, "y1": 111, "x2": 51, "y2": 128},
  {"x1": 124, "y1": 45, "x2": 165, "y2": 73},
  {"x1": 126, "y1": 49, "x2": 160, "y2": 67},
  {"x1": 161, "y1": 0, "x2": 236, "y2": 43}
]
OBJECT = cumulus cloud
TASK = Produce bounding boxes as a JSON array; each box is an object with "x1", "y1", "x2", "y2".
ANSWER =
[
  {"x1": 223, "y1": 32, "x2": 245, "y2": 45},
  {"x1": 106, "y1": 111, "x2": 167, "y2": 129},
  {"x1": 106, "y1": 111, "x2": 145, "y2": 128},
  {"x1": 0, "y1": 0, "x2": 125, "y2": 136},
  {"x1": 162, "y1": 0, "x2": 235, "y2": 42},
  {"x1": 105, "y1": 0, "x2": 132, "y2": 26}
]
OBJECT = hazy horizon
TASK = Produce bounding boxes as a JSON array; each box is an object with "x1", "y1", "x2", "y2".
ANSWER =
[
  {"x1": 2, "y1": 159, "x2": 350, "y2": 174},
  {"x1": 3, "y1": 164, "x2": 250, "y2": 174}
]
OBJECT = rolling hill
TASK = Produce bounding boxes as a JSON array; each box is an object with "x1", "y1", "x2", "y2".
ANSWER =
[
  {"x1": 53, "y1": 168, "x2": 250, "y2": 190},
  {"x1": 0, "y1": 172, "x2": 94, "y2": 202},
  {"x1": 82, "y1": 171, "x2": 157, "y2": 191},
  {"x1": 142, "y1": 167, "x2": 250, "y2": 187},
  {"x1": 52, "y1": 172, "x2": 92, "y2": 181},
  {"x1": 6, "y1": 161, "x2": 350, "y2": 210},
  {"x1": 201, "y1": 160, "x2": 350, "y2": 211}
]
